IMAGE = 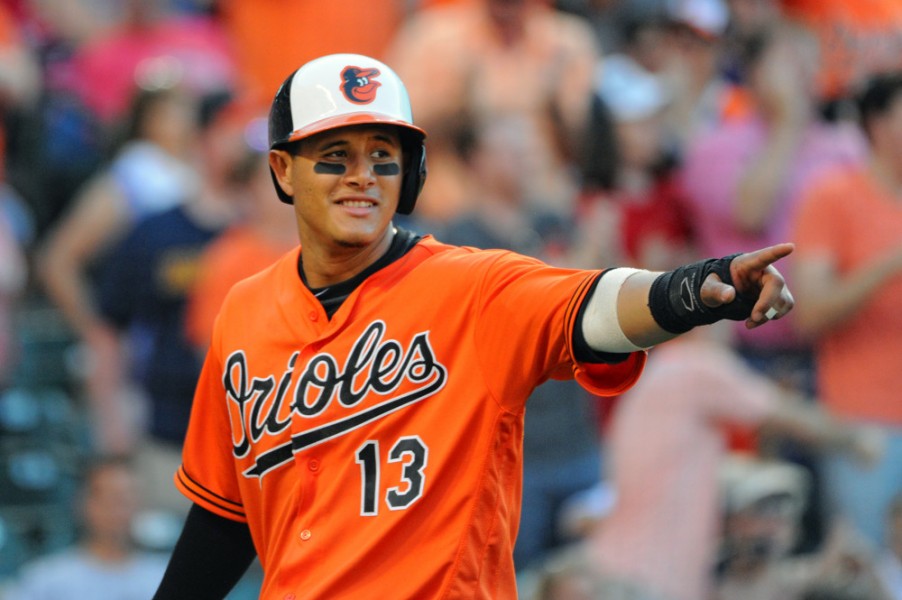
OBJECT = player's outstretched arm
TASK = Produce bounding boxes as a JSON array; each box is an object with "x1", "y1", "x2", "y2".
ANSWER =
[{"x1": 582, "y1": 244, "x2": 795, "y2": 352}]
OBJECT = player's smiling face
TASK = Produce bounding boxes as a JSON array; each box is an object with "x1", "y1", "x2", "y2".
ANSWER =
[{"x1": 274, "y1": 124, "x2": 403, "y2": 253}]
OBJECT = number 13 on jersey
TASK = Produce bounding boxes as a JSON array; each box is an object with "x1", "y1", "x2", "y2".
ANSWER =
[{"x1": 355, "y1": 436, "x2": 428, "y2": 516}]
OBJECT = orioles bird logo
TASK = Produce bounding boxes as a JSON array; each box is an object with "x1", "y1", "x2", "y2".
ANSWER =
[{"x1": 340, "y1": 66, "x2": 381, "y2": 104}]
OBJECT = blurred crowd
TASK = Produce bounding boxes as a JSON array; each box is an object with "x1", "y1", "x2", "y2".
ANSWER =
[{"x1": 0, "y1": 0, "x2": 900, "y2": 598}]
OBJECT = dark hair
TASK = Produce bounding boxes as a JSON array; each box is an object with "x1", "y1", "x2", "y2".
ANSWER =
[
  {"x1": 857, "y1": 71, "x2": 902, "y2": 138},
  {"x1": 622, "y1": 14, "x2": 667, "y2": 48},
  {"x1": 738, "y1": 29, "x2": 771, "y2": 71},
  {"x1": 123, "y1": 87, "x2": 183, "y2": 143},
  {"x1": 104, "y1": 85, "x2": 193, "y2": 159},
  {"x1": 80, "y1": 453, "x2": 136, "y2": 483},
  {"x1": 889, "y1": 490, "x2": 902, "y2": 517},
  {"x1": 801, "y1": 582, "x2": 880, "y2": 600}
]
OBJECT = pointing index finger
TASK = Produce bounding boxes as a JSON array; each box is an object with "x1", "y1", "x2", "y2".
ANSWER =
[{"x1": 738, "y1": 243, "x2": 795, "y2": 270}]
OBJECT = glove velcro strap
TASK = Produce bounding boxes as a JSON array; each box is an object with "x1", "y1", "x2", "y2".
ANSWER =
[{"x1": 648, "y1": 253, "x2": 757, "y2": 334}]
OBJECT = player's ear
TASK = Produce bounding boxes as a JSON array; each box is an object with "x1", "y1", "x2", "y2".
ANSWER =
[{"x1": 269, "y1": 149, "x2": 295, "y2": 198}]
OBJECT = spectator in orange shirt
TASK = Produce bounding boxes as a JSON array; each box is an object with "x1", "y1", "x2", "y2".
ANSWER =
[{"x1": 791, "y1": 71, "x2": 902, "y2": 550}]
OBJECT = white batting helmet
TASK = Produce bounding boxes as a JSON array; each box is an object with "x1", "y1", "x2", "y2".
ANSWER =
[{"x1": 268, "y1": 53, "x2": 427, "y2": 214}]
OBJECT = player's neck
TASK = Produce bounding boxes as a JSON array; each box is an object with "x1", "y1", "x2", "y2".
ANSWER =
[{"x1": 301, "y1": 227, "x2": 396, "y2": 289}]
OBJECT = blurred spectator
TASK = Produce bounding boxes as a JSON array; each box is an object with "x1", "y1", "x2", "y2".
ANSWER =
[
  {"x1": 557, "y1": 0, "x2": 669, "y2": 56},
  {"x1": 10, "y1": 0, "x2": 233, "y2": 236},
  {"x1": 715, "y1": 456, "x2": 893, "y2": 600},
  {"x1": 724, "y1": 0, "x2": 781, "y2": 41},
  {"x1": 656, "y1": 0, "x2": 753, "y2": 156},
  {"x1": 438, "y1": 115, "x2": 573, "y2": 261},
  {"x1": 35, "y1": 83, "x2": 201, "y2": 453},
  {"x1": 528, "y1": 544, "x2": 596, "y2": 600},
  {"x1": 611, "y1": 11, "x2": 671, "y2": 77},
  {"x1": 0, "y1": 210, "x2": 26, "y2": 385},
  {"x1": 0, "y1": 454, "x2": 168, "y2": 600},
  {"x1": 185, "y1": 117, "x2": 297, "y2": 352},
  {"x1": 89, "y1": 99, "x2": 252, "y2": 514},
  {"x1": 721, "y1": 0, "x2": 782, "y2": 82},
  {"x1": 0, "y1": 2, "x2": 40, "y2": 114},
  {"x1": 95, "y1": 180, "x2": 236, "y2": 515},
  {"x1": 791, "y1": 71, "x2": 902, "y2": 550},
  {"x1": 66, "y1": 0, "x2": 236, "y2": 126},
  {"x1": 680, "y1": 21, "x2": 866, "y2": 392},
  {"x1": 584, "y1": 51, "x2": 696, "y2": 271},
  {"x1": 716, "y1": 456, "x2": 813, "y2": 599},
  {"x1": 216, "y1": 0, "x2": 407, "y2": 108},
  {"x1": 0, "y1": 2, "x2": 43, "y2": 237},
  {"x1": 586, "y1": 324, "x2": 882, "y2": 600},
  {"x1": 387, "y1": 0, "x2": 599, "y2": 224},
  {"x1": 876, "y1": 493, "x2": 902, "y2": 599},
  {"x1": 6, "y1": 0, "x2": 112, "y2": 237},
  {"x1": 780, "y1": 0, "x2": 902, "y2": 115}
]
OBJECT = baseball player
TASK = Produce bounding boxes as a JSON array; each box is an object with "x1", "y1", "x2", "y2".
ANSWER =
[{"x1": 153, "y1": 53, "x2": 794, "y2": 599}]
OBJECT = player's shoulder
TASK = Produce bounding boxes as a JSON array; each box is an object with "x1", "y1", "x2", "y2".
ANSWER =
[
  {"x1": 220, "y1": 245, "x2": 299, "y2": 304},
  {"x1": 413, "y1": 235, "x2": 542, "y2": 271}
]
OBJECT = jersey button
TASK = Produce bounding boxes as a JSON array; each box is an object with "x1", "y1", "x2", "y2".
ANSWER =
[
  {"x1": 300, "y1": 529, "x2": 312, "y2": 541},
  {"x1": 308, "y1": 459, "x2": 319, "y2": 471},
  {"x1": 308, "y1": 310, "x2": 318, "y2": 321}
]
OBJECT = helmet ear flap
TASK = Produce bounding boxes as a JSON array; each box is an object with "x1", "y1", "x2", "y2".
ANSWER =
[{"x1": 397, "y1": 142, "x2": 426, "y2": 215}]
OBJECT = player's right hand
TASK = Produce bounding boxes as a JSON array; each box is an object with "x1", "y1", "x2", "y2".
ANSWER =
[{"x1": 700, "y1": 243, "x2": 795, "y2": 329}]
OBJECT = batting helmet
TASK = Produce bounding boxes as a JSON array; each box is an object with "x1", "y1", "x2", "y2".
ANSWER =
[{"x1": 268, "y1": 53, "x2": 427, "y2": 214}]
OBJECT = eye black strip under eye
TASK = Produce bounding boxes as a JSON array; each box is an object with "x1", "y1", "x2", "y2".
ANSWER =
[
  {"x1": 373, "y1": 163, "x2": 400, "y2": 176},
  {"x1": 314, "y1": 162, "x2": 346, "y2": 175}
]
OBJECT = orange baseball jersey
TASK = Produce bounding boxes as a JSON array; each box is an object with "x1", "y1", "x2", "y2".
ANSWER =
[{"x1": 176, "y1": 236, "x2": 645, "y2": 599}]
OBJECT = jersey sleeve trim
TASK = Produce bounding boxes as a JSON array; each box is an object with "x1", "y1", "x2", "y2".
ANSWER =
[{"x1": 175, "y1": 465, "x2": 248, "y2": 523}]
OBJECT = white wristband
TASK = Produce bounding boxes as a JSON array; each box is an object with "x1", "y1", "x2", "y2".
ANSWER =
[{"x1": 581, "y1": 268, "x2": 647, "y2": 353}]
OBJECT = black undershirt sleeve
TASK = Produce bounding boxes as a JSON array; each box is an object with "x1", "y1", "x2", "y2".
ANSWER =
[
  {"x1": 572, "y1": 271, "x2": 631, "y2": 365},
  {"x1": 153, "y1": 503, "x2": 257, "y2": 600}
]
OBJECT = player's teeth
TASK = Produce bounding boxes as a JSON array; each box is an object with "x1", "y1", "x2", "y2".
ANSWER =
[{"x1": 342, "y1": 201, "x2": 373, "y2": 207}]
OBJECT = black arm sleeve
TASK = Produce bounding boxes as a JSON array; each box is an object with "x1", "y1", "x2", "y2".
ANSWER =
[{"x1": 153, "y1": 503, "x2": 257, "y2": 600}]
